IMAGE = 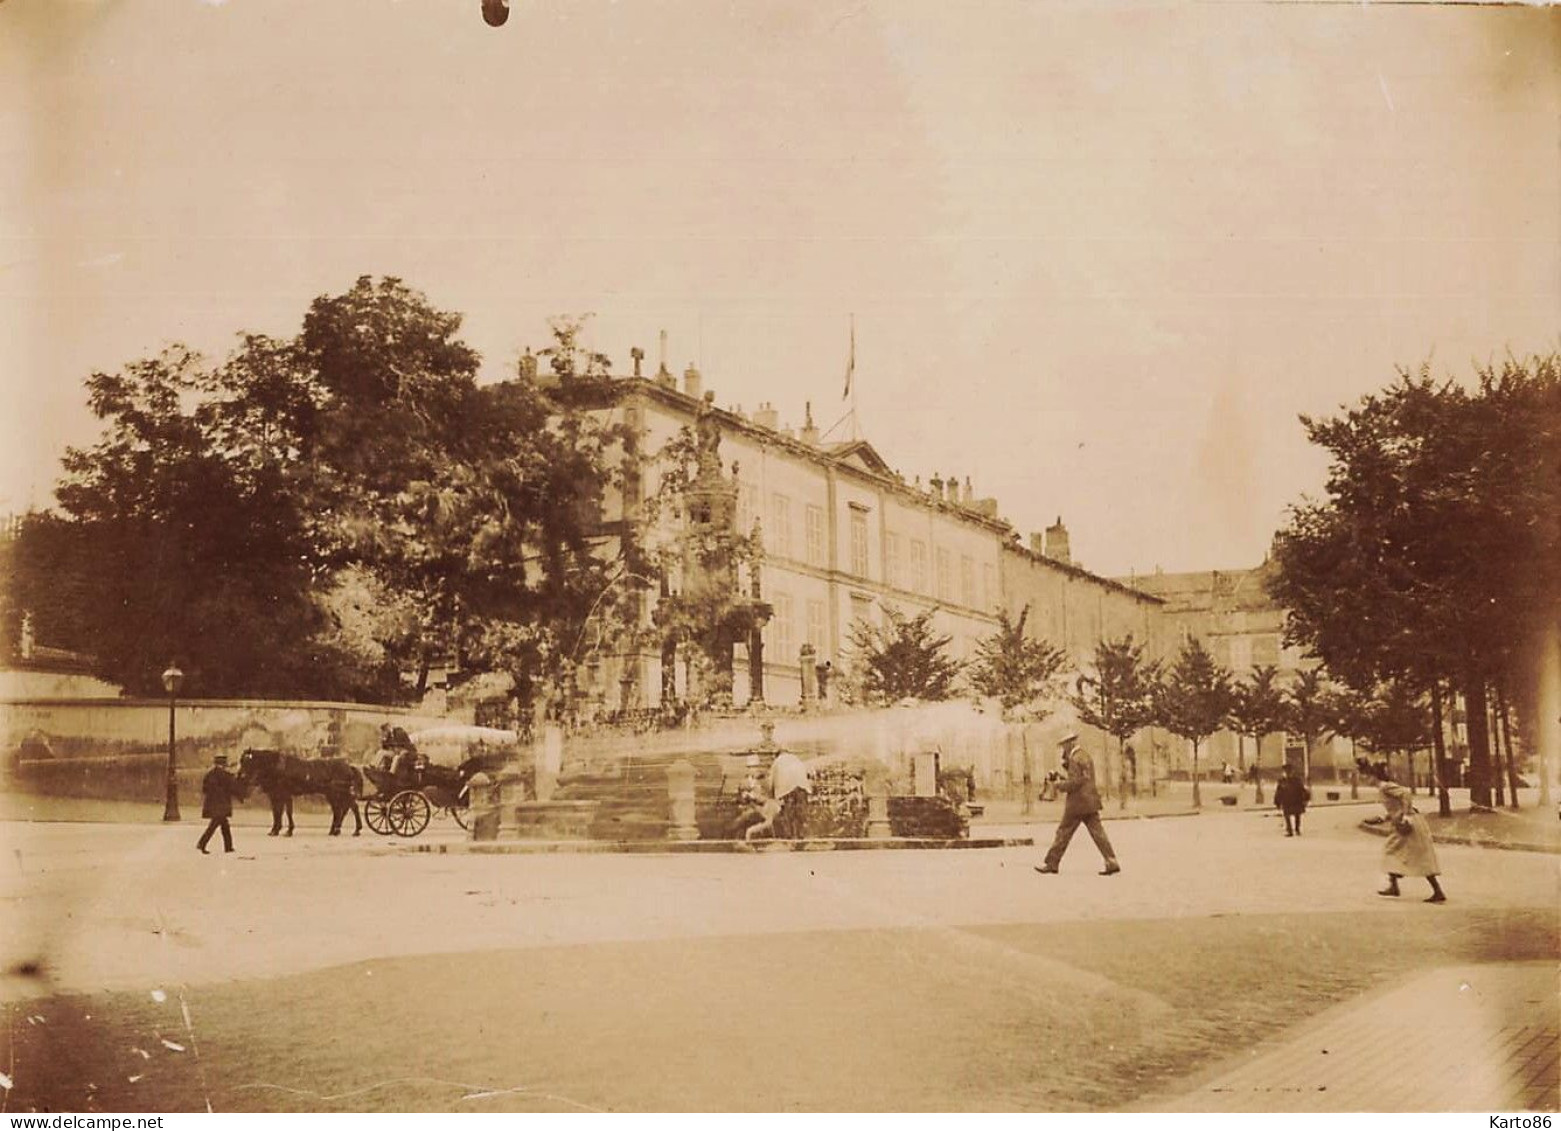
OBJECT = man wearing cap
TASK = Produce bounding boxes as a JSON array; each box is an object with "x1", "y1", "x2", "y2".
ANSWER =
[
  {"x1": 197, "y1": 752, "x2": 242, "y2": 854},
  {"x1": 1035, "y1": 732, "x2": 1121, "y2": 876}
]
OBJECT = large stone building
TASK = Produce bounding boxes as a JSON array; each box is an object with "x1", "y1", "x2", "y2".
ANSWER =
[
  {"x1": 545, "y1": 355, "x2": 1162, "y2": 716},
  {"x1": 1119, "y1": 558, "x2": 1350, "y2": 780}
]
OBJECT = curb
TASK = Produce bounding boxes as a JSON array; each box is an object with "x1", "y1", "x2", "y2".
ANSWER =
[
  {"x1": 1356, "y1": 820, "x2": 1560, "y2": 856},
  {"x1": 409, "y1": 835, "x2": 1036, "y2": 856},
  {"x1": 973, "y1": 808, "x2": 1203, "y2": 829}
]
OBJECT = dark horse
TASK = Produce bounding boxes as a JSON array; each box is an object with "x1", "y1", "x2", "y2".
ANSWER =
[{"x1": 238, "y1": 749, "x2": 363, "y2": 837}]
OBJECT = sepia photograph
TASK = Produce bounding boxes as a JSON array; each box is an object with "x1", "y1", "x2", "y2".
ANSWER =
[{"x1": 1, "y1": 0, "x2": 1558, "y2": 1117}]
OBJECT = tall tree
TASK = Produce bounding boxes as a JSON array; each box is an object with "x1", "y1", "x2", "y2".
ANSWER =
[
  {"x1": 1070, "y1": 634, "x2": 1160, "y2": 809},
  {"x1": 847, "y1": 604, "x2": 962, "y2": 705},
  {"x1": 1271, "y1": 355, "x2": 1561, "y2": 807},
  {"x1": 47, "y1": 346, "x2": 343, "y2": 696},
  {"x1": 1228, "y1": 664, "x2": 1286, "y2": 804},
  {"x1": 23, "y1": 280, "x2": 627, "y2": 708},
  {"x1": 969, "y1": 606, "x2": 1070, "y2": 813},
  {"x1": 1154, "y1": 637, "x2": 1233, "y2": 808}
]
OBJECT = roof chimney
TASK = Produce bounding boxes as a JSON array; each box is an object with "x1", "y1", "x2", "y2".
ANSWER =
[
  {"x1": 1030, "y1": 532, "x2": 1046, "y2": 555},
  {"x1": 683, "y1": 364, "x2": 702, "y2": 400},
  {"x1": 656, "y1": 330, "x2": 671, "y2": 382},
  {"x1": 961, "y1": 476, "x2": 974, "y2": 505},
  {"x1": 753, "y1": 402, "x2": 779, "y2": 430},
  {"x1": 1044, "y1": 516, "x2": 1072, "y2": 566},
  {"x1": 800, "y1": 401, "x2": 819, "y2": 445}
]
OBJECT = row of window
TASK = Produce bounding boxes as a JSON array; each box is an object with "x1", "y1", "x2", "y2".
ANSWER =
[
  {"x1": 741, "y1": 490, "x2": 996, "y2": 611},
  {"x1": 766, "y1": 592, "x2": 828, "y2": 662},
  {"x1": 765, "y1": 593, "x2": 988, "y2": 665}
]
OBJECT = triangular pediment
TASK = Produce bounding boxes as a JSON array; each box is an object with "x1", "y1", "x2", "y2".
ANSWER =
[{"x1": 828, "y1": 440, "x2": 894, "y2": 477}]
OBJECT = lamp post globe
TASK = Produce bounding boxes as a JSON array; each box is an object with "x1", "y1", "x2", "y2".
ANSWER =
[{"x1": 161, "y1": 662, "x2": 184, "y2": 822}]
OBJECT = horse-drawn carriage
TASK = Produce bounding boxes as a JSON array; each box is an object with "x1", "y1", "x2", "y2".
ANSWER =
[
  {"x1": 234, "y1": 726, "x2": 516, "y2": 839},
  {"x1": 359, "y1": 724, "x2": 516, "y2": 838},
  {"x1": 360, "y1": 760, "x2": 476, "y2": 837}
]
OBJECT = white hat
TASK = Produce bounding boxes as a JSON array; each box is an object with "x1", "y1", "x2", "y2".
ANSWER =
[{"x1": 1058, "y1": 732, "x2": 1080, "y2": 747}]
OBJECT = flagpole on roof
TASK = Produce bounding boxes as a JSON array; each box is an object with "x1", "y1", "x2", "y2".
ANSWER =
[
  {"x1": 848, "y1": 313, "x2": 858, "y2": 440},
  {"x1": 822, "y1": 313, "x2": 857, "y2": 443}
]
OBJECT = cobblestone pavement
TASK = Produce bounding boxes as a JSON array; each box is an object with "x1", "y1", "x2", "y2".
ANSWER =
[{"x1": 1145, "y1": 961, "x2": 1559, "y2": 1112}]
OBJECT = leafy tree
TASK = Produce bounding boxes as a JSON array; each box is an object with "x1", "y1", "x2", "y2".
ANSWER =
[
  {"x1": 1270, "y1": 355, "x2": 1561, "y2": 807},
  {"x1": 968, "y1": 606, "x2": 1069, "y2": 813},
  {"x1": 1, "y1": 512, "x2": 100, "y2": 662},
  {"x1": 1154, "y1": 637, "x2": 1233, "y2": 808},
  {"x1": 19, "y1": 279, "x2": 627, "y2": 709},
  {"x1": 1321, "y1": 681, "x2": 1374, "y2": 791},
  {"x1": 847, "y1": 604, "x2": 962, "y2": 704},
  {"x1": 1283, "y1": 667, "x2": 1333, "y2": 784},
  {"x1": 1353, "y1": 678, "x2": 1434, "y2": 791},
  {"x1": 1228, "y1": 664, "x2": 1286, "y2": 803},
  {"x1": 42, "y1": 346, "x2": 353, "y2": 696},
  {"x1": 537, "y1": 314, "x2": 612, "y2": 380},
  {"x1": 1070, "y1": 634, "x2": 1160, "y2": 808}
]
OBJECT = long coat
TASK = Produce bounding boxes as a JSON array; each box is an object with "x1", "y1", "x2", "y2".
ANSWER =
[
  {"x1": 1057, "y1": 748, "x2": 1103, "y2": 819},
  {"x1": 201, "y1": 766, "x2": 239, "y2": 820},
  {"x1": 1378, "y1": 779, "x2": 1440, "y2": 877},
  {"x1": 1274, "y1": 776, "x2": 1310, "y2": 815}
]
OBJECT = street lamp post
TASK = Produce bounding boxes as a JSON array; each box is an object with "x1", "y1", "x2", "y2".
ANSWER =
[{"x1": 161, "y1": 662, "x2": 184, "y2": 822}]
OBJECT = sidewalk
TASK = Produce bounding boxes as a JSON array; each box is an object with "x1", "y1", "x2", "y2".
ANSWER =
[{"x1": 1143, "y1": 961, "x2": 1559, "y2": 1112}]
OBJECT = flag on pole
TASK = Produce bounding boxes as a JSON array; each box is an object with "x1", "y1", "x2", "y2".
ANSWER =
[{"x1": 842, "y1": 315, "x2": 855, "y2": 400}]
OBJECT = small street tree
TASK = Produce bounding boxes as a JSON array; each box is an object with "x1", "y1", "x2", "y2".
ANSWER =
[
  {"x1": 969, "y1": 606, "x2": 1069, "y2": 813},
  {"x1": 1154, "y1": 637, "x2": 1233, "y2": 809},
  {"x1": 1284, "y1": 667, "x2": 1334, "y2": 784},
  {"x1": 1228, "y1": 664, "x2": 1286, "y2": 804},
  {"x1": 1321, "y1": 682, "x2": 1376, "y2": 799},
  {"x1": 1070, "y1": 634, "x2": 1160, "y2": 810},
  {"x1": 1354, "y1": 678, "x2": 1435, "y2": 793},
  {"x1": 847, "y1": 604, "x2": 962, "y2": 705}
]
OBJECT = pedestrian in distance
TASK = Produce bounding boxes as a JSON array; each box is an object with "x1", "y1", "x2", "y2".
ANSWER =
[
  {"x1": 1035, "y1": 733, "x2": 1121, "y2": 876},
  {"x1": 1274, "y1": 763, "x2": 1311, "y2": 836},
  {"x1": 196, "y1": 752, "x2": 243, "y2": 854},
  {"x1": 1358, "y1": 758, "x2": 1446, "y2": 903}
]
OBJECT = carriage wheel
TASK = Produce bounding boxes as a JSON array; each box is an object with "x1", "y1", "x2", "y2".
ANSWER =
[
  {"x1": 449, "y1": 805, "x2": 469, "y2": 831},
  {"x1": 387, "y1": 790, "x2": 431, "y2": 838},
  {"x1": 363, "y1": 797, "x2": 392, "y2": 836}
]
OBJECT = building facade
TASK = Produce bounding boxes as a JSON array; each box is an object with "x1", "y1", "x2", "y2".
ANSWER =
[
  {"x1": 559, "y1": 366, "x2": 1015, "y2": 709},
  {"x1": 547, "y1": 360, "x2": 1162, "y2": 715},
  {"x1": 1119, "y1": 559, "x2": 1350, "y2": 779}
]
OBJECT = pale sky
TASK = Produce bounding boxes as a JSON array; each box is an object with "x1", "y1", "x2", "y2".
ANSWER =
[{"x1": 3, "y1": 0, "x2": 1557, "y2": 577}]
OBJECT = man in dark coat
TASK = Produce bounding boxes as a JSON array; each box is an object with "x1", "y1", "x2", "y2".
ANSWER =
[
  {"x1": 197, "y1": 752, "x2": 241, "y2": 854},
  {"x1": 1035, "y1": 733, "x2": 1121, "y2": 876},
  {"x1": 1273, "y1": 763, "x2": 1311, "y2": 836}
]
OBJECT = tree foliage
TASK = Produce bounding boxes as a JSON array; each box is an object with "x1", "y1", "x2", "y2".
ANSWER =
[
  {"x1": 1283, "y1": 667, "x2": 1334, "y2": 781},
  {"x1": 1070, "y1": 634, "x2": 1160, "y2": 804},
  {"x1": 847, "y1": 604, "x2": 962, "y2": 704},
  {"x1": 11, "y1": 277, "x2": 624, "y2": 705},
  {"x1": 1154, "y1": 637, "x2": 1233, "y2": 807},
  {"x1": 1071, "y1": 634, "x2": 1160, "y2": 745},
  {"x1": 1228, "y1": 665, "x2": 1286, "y2": 755},
  {"x1": 968, "y1": 605, "x2": 1069, "y2": 720},
  {"x1": 1269, "y1": 355, "x2": 1561, "y2": 804}
]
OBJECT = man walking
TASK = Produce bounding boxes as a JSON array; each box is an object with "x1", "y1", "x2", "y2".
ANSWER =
[
  {"x1": 1035, "y1": 733, "x2": 1120, "y2": 876},
  {"x1": 1273, "y1": 763, "x2": 1311, "y2": 836},
  {"x1": 197, "y1": 752, "x2": 241, "y2": 854}
]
